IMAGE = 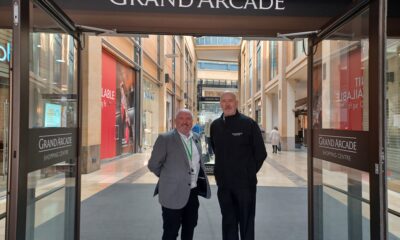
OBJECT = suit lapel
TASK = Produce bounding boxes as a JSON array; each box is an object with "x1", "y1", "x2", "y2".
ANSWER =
[{"x1": 173, "y1": 129, "x2": 190, "y2": 167}]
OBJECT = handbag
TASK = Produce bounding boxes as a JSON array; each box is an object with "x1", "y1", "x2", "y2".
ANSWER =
[{"x1": 277, "y1": 142, "x2": 281, "y2": 151}]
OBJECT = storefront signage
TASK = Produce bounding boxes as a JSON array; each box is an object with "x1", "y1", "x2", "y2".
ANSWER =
[
  {"x1": 200, "y1": 96, "x2": 220, "y2": 102},
  {"x1": 144, "y1": 91, "x2": 154, "y2": 100},
  {"x1": 54, "y1": 0, "x2": 351, "y2": 17},
  {"x1": 313, "y1": 129, "x2": 369, "y2": 172},
  {"x1": 103, "y1": 88, "x2": 116, "y2": 100},
  {"x1": 28, "y1": 128, "x2": 77, "y2": 172},
  {"x1": 110, "y1": 0, "x2": 285, "y2": 10},
  {"x1": 0, "y1": 42, "x2": 11, "y2": 62}
]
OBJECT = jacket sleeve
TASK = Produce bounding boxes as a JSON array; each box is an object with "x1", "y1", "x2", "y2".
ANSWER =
[
  {"x1": 251, "y1": 121, "x2": 267, "y2": 172},
  {"x1": 147, "y1": 134, "x2": 167, "y2": 177}
]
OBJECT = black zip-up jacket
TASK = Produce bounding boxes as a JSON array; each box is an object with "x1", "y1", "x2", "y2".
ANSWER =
[{"x1": 210, "y1": 111, "x2": 267, "y2": 188}]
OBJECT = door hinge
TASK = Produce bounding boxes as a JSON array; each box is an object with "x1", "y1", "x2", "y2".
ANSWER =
[
  {"x1": 13, "y1": 2, "x2": 19, "y2": 26},
  {"x1": 375, "y1": 163, "x2": 379, "y2": 175}
]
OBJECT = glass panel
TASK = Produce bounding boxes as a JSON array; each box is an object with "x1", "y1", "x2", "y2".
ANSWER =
[
  {"x1": 313, "y1": 9, "x2": 370, "y2": 240},
  {"x1": 0, "y1": 28, "x2": 11, "y2": 240},
  {"x1": 313, "y1": 14, "x2": 369, "y2": 131},
  {"x1": 142, "y1": 79, "x2": 160, "y2": 151},
  {"x1": 26, "y1": 4, "x2": 78, "y2": 240},
  {"x1": 314, "y1": 159, "x2": 370, "y2": 240},
  {"x1": 270, "y1": 41, "x2": 278, "y2": 79},
  {"x1": 386, "y1": 38, "x2": 400, "y2": 239},
  {"x1": 256, "y1": 43, "x2": 261, "y2": 92},
  {"x1": 386, "y1": 1, "x2": 400, "y2": 237}
]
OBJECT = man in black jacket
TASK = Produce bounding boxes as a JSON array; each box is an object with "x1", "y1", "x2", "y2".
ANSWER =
[{"x1": 210, "y1": 92, "x2": 267, "y2": 240}]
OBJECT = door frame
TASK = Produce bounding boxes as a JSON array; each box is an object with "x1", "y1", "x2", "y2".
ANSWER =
[
  {"x1": 306, "y1": 0, "x2": 387, "y2": 239},
  {"x1": 7, "y1": 0, "x2": 82, "y2": 239}
]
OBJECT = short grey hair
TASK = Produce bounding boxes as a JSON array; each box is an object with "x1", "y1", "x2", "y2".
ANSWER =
[
  {"x1": 220, "y1": 91, "x2": 237, "y2": 101},
  {"x1": 175, "y1": 109, "x2": 193, "y2": 119}
]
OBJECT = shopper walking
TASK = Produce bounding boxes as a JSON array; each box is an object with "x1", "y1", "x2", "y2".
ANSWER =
[
  {"x1": 148, "y1": 109, "x2": 211, "y2": 240},
  {"x1": 210, "y1": 92, "x2": 267, "y2": 240},
  {"x1": 269, "y1": 126, "x2": 281, "y2": 154}
]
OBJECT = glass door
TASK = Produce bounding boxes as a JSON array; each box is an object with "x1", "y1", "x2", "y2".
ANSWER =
[
  {"x1": 8, "y1": 1, "x2": 80, "y2": 239},
  {"x1": 308, "y1": 1, "x2": 386, "y2": 239},
  {"x1": 386, "y1": 0, "x2": 400, "y2": 238}
]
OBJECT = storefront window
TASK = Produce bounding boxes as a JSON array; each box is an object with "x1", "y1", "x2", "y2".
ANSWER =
[
  {"x1": 270, "y1": 41, "x2": 278, "y2": 79},
  {"x1": 256, "y1": 42, "x2": 262, "y2": 92},
  {"x1": 101, "y1": 50, "x2": 136, "y2": 159},
  {"x1": 143, "y1": 79, "x2": 160, "y2": 150}
]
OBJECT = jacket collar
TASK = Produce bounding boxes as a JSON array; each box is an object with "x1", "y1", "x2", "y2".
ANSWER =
[{"x1": 221, "y1": 110, "x2": 240, "y2": 121}]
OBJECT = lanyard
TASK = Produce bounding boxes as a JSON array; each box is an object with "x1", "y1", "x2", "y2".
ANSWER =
[{"x1": 181, "y1": 137, "x2": 193, "y2": 161}]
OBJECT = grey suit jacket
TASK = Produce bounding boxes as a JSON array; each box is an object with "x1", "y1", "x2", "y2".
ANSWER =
[{"x1": 148, "y1": 129, "x2": 211, "y2": 209}]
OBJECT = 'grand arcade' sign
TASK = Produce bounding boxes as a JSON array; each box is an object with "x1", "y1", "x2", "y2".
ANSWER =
[
  {"x1": 110, "y1": 0, "x2": 285, "y2": 10},
  {"x1": 313, "y1": 129, "x2": 369, "y2": 172},
  {"x1": 0, "y1": 0, "x2": 355, "y2": 36},
  {"x1": 28, "y1": 128, "x2": 77, "y2": 172}
]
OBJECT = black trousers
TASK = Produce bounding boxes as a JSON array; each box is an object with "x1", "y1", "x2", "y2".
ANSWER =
[
  {"x1": 161, "y1": 188, "x2": 199, "y2": 240},
  {"x1": 272, "y1": 145, "x2": 278, "y2": 153},
  {"x1": 205, "y1": 137, "x2": 213, "y2": 155},
  {"x1": 217, "y1": 186, "x2": 257, "y2": 240}
]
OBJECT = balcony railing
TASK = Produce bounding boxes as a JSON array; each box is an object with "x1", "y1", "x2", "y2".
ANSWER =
[
  {"x1": 196, "y1": 37, "x2": 241, "y2": 46},
  {"x1": 198, "y1": 79, "x2": 238, "y2": 89}
]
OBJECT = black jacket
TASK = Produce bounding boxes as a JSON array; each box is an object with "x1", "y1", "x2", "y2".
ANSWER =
[{"x1": 210, "y1": 111, "x2": 267, "y2": 188}]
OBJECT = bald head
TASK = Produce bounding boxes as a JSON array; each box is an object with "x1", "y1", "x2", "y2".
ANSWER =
[
  {"x1": 220, "y1": 91, "x2": 238, "y2": 117},
  {"x1": 220, "y1": 91, "x2": 237, "y2": 101}
]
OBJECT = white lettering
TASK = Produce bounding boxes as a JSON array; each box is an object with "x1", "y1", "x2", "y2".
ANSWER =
[
  {"x1": 179, "y1": 0, "x2": 192, "y2": 7},
  {"x1": 319, "y1": 136, "x2": 357, "y2": 152},
  {"x1": 259, "y1": 0, "x2": 273, "y2": 9},
  {"x1": 216, "y1": 0, "x2": 229, "y2": 9},
  {"x1": 229, "y1": 0, "x2": 243, "y2": 9},
  {"x1": 146, "y1": 0, "x2": 160, "y2": 6},
  {"x1": 244, "y1": 0, "x2": 258, "y2": 9},
  {"x1": 102, "y1": 88, "x2": 116, "y2": 100},
  {"x1": 38, "y1": 136, "x2": 73, "y2": 151},
  {"x1": 110, "y1": 0, "x2": 127, "y2": 5},
  {"x1": 276, "y1": 0, "x2": 285, "y2": 10},
  {"x1": 109, "y1": 0, "x2": 286, "y2": 10},
  {"x1": 197, "y1": 0, "x2": 214, "y2": 8}
]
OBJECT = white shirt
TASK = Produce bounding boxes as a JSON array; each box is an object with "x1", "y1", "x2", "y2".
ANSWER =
[{"x1": 179, "y1": 131, "x2": 200, "y2": 189}]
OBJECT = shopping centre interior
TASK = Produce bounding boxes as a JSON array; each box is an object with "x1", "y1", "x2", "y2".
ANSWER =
[{"x1": 0, "y1": 0, "x2": 399, "y2": 239}]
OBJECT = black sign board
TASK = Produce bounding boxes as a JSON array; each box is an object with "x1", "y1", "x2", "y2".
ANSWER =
[
  {"x1": 200, "y1": 96, "x2": 220, "y2": 102},
  {"x1": 0, "y1": 0, "x2": 355, "y2": 36},
  {"x1": 313, "y1": 129, "x2": 369, "y2": 172},
  {"x1": 28, "y1": 128, "x2": 78, "y2": 172},
  {"x1": 52, "y1": 0, "x2": 352, "y2": 17}
]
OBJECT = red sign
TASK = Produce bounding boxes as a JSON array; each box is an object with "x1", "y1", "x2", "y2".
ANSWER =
[{"x1": 101, "y1": 51, "x2": 117, "y2": 159}]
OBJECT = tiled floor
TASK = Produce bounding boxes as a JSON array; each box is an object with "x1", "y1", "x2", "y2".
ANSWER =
[{"x1": 0, "y1": 145, "x2": 399, "y2": 239}]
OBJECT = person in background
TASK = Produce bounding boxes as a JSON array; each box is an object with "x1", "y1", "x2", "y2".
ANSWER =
[
  {"x1": 269, "y1": 126, "x2": 281, "y2": 154},
  {"x1": 210, "y1": 92, "x2": 267, "y2": 240},
  {"x1": 191, "y1": 120, "x2": 202, "y2": 135},
  {"x1": 148, "y1": 109, "x2": 211, "y2": 240},
  {"x1": 204, "y1": 119, "x2": 213, "y2": 156}
]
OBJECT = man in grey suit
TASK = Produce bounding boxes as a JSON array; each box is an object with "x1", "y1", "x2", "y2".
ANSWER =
[{"x1": 148, "y1": 109, "x2": 211, "y2": 240}]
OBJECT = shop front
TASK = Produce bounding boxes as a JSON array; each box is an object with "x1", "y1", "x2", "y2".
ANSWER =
[
  {"x1": 142, "y1": 78, "x2": 160, "y2": 151},
  {"x1": 101, "y1": 49, "x2": 136, "y2": 159},
  {"x1": 1, "y1": 0, "x2": 397, "y2": 239}
]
